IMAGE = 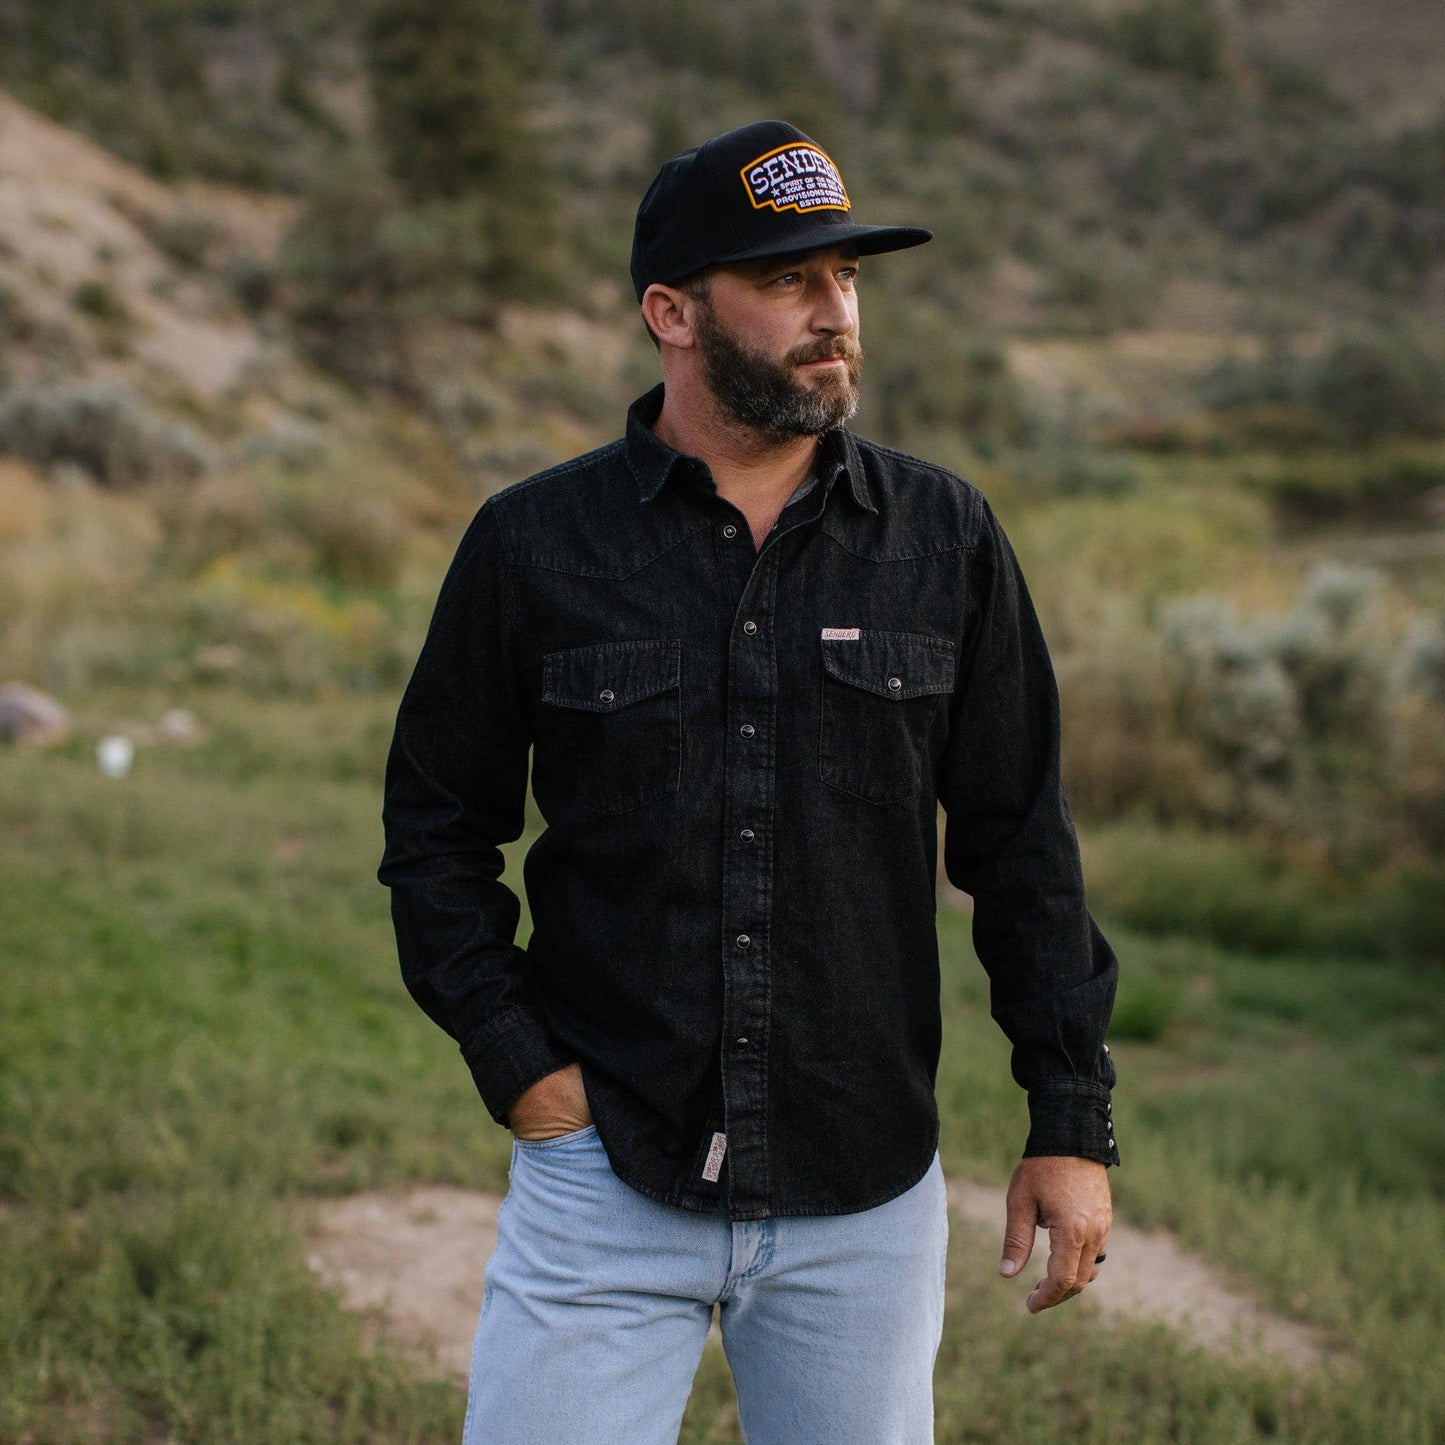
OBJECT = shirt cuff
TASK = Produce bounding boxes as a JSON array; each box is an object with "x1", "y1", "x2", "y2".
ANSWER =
[
  {"x1": 459, "y1": 1006, "x2": 578, "y2": 1128},
  {"x1": 1022, "y1": 1081, "x2": 1120, "y2": 1167}
]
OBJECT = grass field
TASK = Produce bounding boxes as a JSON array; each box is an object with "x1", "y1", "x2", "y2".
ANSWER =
[{"x1": 2, "y1": 684, "x2": 1442, "y2": 1443}]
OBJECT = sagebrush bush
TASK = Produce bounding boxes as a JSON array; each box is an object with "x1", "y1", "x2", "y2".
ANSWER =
[
  {"x1": 0, "y1": 381, "x2": 215, "y2": 488},
  {"x1": 288, "y1": 490, "x2": 403, "y2": 589},
  {"x1": 1059, "y1": 561, "x2": 1444, "y2": 866}
]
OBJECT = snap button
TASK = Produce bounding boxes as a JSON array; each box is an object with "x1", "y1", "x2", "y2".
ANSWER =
[
  {"x1": 743, "y1": 620, "x2": 758, "y2": 635},
  {"x1": 740, "y1": 828, "x2": 755, "y2": 842},
  {"x1": 722, "y1": 524, "x2": 738, "y2": 538},
  {"x1": 887, "y1": 676, "x2": 902, "y2": 691},
  {"x1": 736, "y1": 934, "x2": 750, "y2": 947},
  {"x1": 739, "y1": 723, "x2": 755, "y2": 738},
  {"x1": 598, "y1": 688, "x2": 614, "y2": 703},
  {"x1": 735, "y1": 1037, "x2": 750, "y2": 1047}
]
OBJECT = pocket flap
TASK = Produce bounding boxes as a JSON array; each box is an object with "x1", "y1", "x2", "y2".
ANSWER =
[
  {"x1": 821, "y1": 629, "x2": 956, "y2": 699},
  {"x1": 543, "y1": 639, "x2": 681, "y2": 712}
]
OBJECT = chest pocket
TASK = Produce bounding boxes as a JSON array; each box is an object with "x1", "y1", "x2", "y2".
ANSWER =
[
  {"x1": 819, "y1": 629, "x2": 956, "y2": 805},
  {"x1": 541, "y1": 639, "x2": 682, "y2": 814}
]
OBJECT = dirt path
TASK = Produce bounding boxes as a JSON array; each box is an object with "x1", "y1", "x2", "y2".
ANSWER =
[{"x1": 300, "y1": 1175, "x2": 1329, "y2": 1382}]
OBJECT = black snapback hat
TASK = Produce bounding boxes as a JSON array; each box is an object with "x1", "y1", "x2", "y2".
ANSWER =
[{"x1": 630, "y1": 119, "x2": 932, "y2": 303}]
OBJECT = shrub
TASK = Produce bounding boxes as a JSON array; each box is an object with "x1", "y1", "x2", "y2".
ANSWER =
[
  {"x1": 1112, "y1": 0, "x2": 1225, "y2": 83},
  {"x1": 1108, "y1": 972, "x2": 1183, "y2": 1043},
  {"x1": 1059, "y1": 560, "x2": 1443, "y2": 867},
  {"x1": 1236, "y1": 443, "x2": 1445, "y2": 512},
  {"x1": 222, "y1": 253, "x2": 277, "y2": 316},
  {"x1": 1201, "y1": 329, "x2": 1445, "y2": 447},
  {"x1": 146, "y1": 207, "x2": 226, "y2": 269},
  {"x1": 362, "y1": 0, "x2": 559, "y2": 298},
  {"x1": 70, "y1": 279, "x2": 131, "y2": 327},
  {"x1": 288, "y1": 491, "x2": 402, "y2": 589},
  {"x1": 867, "y1": 306, "x2": 1031, "y2": 448},
  {"x1": 279, "y1": 173, "x2": 525, "y2": 388},
  {"x1": 0, "y1": 382, "x2": 215, "y2": 488},
  {"x1": 1310, "y1": 332, "x2": 1445, "y2": 446},
  {"x1": 188, "y1": 559, "x2": 408, "y2": 694}
]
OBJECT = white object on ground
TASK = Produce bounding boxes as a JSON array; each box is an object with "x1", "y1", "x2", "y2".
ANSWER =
[{"x1": 96, "y1": 734, "x2": 135, "y2": 777}]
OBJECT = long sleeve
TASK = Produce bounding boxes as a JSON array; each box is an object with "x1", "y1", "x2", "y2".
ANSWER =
[
  {"x1": 937, "y1": 495, "x2": 1119, "y2": 1166},
  {"x1": 377, "y1": 501, "x2": 575, "y2": 1127}
]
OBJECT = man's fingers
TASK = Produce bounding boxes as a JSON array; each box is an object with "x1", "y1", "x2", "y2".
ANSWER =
[
  {"x1": 1026, "y1": 1227, "x2": 1112, "y2": 1312},
  {"x1": 998, "y1": 1193, "x2": 1038, "y2": 1278},
  {"x1": 1070, "y1": 1236, "x2": 1095, "y2": 1301},
  {"x1": 1025, "y1": 1230, "x2": 1084, "y2": 1313}
]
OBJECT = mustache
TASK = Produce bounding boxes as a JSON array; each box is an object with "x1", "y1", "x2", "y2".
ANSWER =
[{"x1": 789, "y1": 337, "x2": 863, "y2": 367}]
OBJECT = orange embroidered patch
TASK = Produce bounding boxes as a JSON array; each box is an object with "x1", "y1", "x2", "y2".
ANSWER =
[{"x1": 740, "y1": 143, "x2": 851, "y2": 215}]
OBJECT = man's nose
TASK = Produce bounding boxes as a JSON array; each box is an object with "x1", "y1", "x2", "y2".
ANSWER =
[{"x1": 810, "y1": 275, "x2": 856, "y2": 335}]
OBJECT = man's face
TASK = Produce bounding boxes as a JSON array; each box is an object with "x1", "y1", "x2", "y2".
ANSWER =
[{"x1": 688, "y1": 245, "x2": 863, "y2": 439}]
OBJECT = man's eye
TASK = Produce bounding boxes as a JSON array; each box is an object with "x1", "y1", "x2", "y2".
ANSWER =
[{"x1": 773, "y1": 272, "x2": 801, "y2": 286}]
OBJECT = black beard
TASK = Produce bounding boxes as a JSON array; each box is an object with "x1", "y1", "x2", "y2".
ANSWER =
[{"x1": 693, "y1": 305, "x2": 862, "y2": 439}]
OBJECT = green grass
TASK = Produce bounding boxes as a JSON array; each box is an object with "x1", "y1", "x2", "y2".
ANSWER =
[{"x1": 2, "y1": 683, "x2": 1443, "y2": 1441}]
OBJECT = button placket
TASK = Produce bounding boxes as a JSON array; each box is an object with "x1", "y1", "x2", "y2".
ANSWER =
[{"x1": 716, "y1": 532, "x2": 786, "y2": 1214}]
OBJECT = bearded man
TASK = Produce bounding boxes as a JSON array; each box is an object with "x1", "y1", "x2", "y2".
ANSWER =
[{"x1": 378, "y1": 119, "x2": 1119, "y2": 1445}]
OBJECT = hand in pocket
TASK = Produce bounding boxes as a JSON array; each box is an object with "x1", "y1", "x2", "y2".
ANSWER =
[{"x1": 507, "y1": 1062, "x2": 594, "y2": 1141}]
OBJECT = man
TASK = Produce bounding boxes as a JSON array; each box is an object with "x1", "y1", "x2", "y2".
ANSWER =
[{"x1": 378, "y1": 119, "x2": 1118, "y2": 1444}]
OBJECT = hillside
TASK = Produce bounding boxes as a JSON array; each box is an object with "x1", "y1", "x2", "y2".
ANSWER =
[{"x1": 0, "y1": 5, "x2": 1442, "y2": 927}]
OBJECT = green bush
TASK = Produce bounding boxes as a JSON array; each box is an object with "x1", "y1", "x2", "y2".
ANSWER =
[
  {"x1": 1112, "y1": 0, "x2": 1225, "y2": 82},
  {"x1": 70, "y1": 278, "x2": 131, "y2": 327},
  {"x1": 363, "y1": 0, "x2": 558, "y2": 295},
  {"x1": 867, "y1": 306, "x2": 1031, "y2": 448},
  {"x1": 1236, "y1": 442, "x2": 1445, "y2": 509},
  {"x1": 146, "y1": 206, "x2": 226, "y2": 269},
  {"x1": 1201, "y1": 327, "x2": 1445, "y2": 448},
  {"x1": 1311, "y1": 331, "x2": 1445, "y2": 445},
  {"x1": 1108, "y1": 971, "x2": 1183, "y2": 1042}
]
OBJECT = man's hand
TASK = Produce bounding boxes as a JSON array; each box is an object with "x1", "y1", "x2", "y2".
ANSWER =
[
  {"x1": 506, "y1": 1062, "x2": 593, "y2": 1141},
  {"x1": 998, "y1": 1155, "x2": 1111, "y2": 1314}
]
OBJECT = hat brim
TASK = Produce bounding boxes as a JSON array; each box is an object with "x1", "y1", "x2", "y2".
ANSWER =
[{"x1": 665, "y1": 222, "x2": 933, "y2": 283}]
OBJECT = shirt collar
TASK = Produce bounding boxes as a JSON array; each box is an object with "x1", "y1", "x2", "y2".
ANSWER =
[{"x1": 624, "y1": 382, "x2": 877, "y2": 516}]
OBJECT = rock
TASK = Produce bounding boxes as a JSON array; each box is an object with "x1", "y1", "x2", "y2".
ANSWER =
[{"x1": 0, "y1": 683, "x2": 71, "y2": 747}]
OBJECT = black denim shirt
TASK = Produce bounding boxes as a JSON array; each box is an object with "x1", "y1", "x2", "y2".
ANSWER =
[{"x1": 377, "y1": 383, "x2": 1120, "y2": 1222}]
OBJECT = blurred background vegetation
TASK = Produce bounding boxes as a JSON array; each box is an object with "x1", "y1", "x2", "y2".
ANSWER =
[{"x1": 1, "y1": 0, "x2": 1442, "y2": 1439}]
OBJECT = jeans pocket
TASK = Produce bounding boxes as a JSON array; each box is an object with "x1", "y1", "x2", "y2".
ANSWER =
[
  {"x1": 513, "y1": 1123, "x2": 600, "y2": 1151},
  {"x1": 540, "y1": 639, "x2": 682, "y2": 813},
  {"x1": 819, "y1": 629, "x2": 955, "y2": 804}
]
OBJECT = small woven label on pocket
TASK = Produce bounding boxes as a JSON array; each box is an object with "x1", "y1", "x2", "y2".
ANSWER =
[
  {"x1": 702, "y1": 1132, "x2": 727, "y2": 1182},
  {"x1": 821, "y1": 627, "x2": 860, "y2": 640}
]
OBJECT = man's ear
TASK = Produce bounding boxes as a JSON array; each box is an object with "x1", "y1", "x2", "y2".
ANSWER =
[{"x1": 641, "y1": 283, "x2": 696, "y2": 350}]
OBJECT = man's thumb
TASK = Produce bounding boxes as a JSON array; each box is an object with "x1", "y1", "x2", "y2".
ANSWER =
[{"x1": 999, "y1": 1198, "x2": 1036, "y2": 1277}]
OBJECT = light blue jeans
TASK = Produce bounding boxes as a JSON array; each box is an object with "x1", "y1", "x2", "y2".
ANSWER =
[{"x1": 462, "y1": 1124, "x2": 948, "y2": 1444}]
